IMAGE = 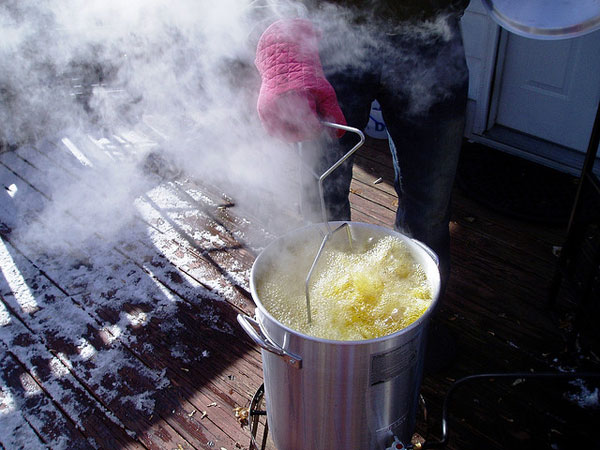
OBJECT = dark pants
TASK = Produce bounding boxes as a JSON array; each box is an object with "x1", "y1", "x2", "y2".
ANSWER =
[{"x1": 300, "y1": 14, "x2": 469, "y2": 293}]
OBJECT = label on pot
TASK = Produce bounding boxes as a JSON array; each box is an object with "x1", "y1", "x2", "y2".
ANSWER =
[{"x1": 370, "y1": 334, "x2": 418, "y2": 386}]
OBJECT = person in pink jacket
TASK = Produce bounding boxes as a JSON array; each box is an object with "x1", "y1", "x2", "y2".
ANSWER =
[{"x1": 255, "y1": 3, "x2": 469, "y2": 366}]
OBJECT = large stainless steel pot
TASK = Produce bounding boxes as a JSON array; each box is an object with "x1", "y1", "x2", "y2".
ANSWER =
[{"x1": 238, "y1": 221, "x2": 441, "y2": 450}]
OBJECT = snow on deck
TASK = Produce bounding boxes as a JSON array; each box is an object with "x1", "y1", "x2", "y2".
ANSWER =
[{"x1": 0, "y1": 128, "x2": 269, "y2": 449}]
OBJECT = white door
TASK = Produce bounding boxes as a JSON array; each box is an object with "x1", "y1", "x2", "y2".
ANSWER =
[{"x1": 493, "y1": 29, "x2": 600, "y2": 153}]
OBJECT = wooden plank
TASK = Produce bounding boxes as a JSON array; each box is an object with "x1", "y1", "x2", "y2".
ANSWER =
[
  {"x1": 13, "y1": 137, "x2": 265, "y2": 332},
  {"x1": 349, "y1": 190, "x2": 396, "y2": 226},
  {"x1": 0, "y1": 164, "x2": 47, "y2": 234},
  {"x1": 0, "y1": 349, "x2": 49, "y2": 450},
  {"x1": 351, "y1": 178, "x2": 397, "y2": 213},
  {"x1": 132, "y1": 182, "x2": 255, "y2": 305},
  {"x1": 1, "y1": 143, "x2": 265, "y2": 448},
  {"x1": 1, "y1": 139, "x2": 253, "y2": 312},
  {"x1": 352, "y1": 162, "x2": 396, "y2": 196},
  {"x1": 451, "y1": 190, "x2": 565, "y2": 260},
  {"x1": 1, "y1": 220, "x2": 257, "y2": 449},
  {"x1": 7, "y1": 139, "x2": 262, "y2": 308},
  {"x1": 0, "y1": 235, "x2": 197, "y2": 449},
  {"x1": 350, "y1": 208, "x2": 391, "y2": 227},
  {"x1": 26, "y1": 139, "x2": 95, "y2": 184},
  {"x1": 0, "y1": 297, "x2": 142, "y2": 448},
  {"x1": 356, "y1": 139, "x2": 395, "y2": 169},
  {"x1": 0, "y1": 347, "x2": 90, "y2": 449}
]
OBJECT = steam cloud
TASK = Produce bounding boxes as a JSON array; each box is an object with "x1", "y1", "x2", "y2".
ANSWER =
[
  {"x1": 0, "y1": 1, "x2": 465, "y2": 247},
  {"x1": 1, "y1": 0, "x2": 295, "y2": 245}
]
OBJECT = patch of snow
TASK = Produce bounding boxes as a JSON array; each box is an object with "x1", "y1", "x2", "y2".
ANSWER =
[
  {"x1": 0, "y1": 301, "x2": 11, "y2": 327},
  {"x1": 0, "y1": 385, "x2": 16, "y2": 415},
  {"x1": 76, "y1": 337, "x2": 97, "y2": 361},
  {"x1": 61, "y1": 137, "x2": 93, "y2": 167},
  {"x1": 19, "y1": 373, "x2": 43, "y2": 397},
  {"x1": 566, "y1": 379, "x2": 600, "y2": 409},
  {"x1": 170, "y1": 345, "x2": 191, "y2": 363},
  {"x1": 196, "y1": 229, "x2": 226, "y2": 248},
  {"x1": 120, "y1": 390, "x2": 155, "y2": 413},
  {"x1": 124, "y1": 310, "x2": 149, "y2": 328},
  {"x1": 0, "y1": 238, "x2": 39, "y2": 315},
  {"x1": 142, "y1": 342, "x2": 154, "y2": 353},
  {"x1": 5, "y1": 183, "x2": 18, "y2": 198},
  {"x1": 102, "y1": 324, "x2": 122, "y2": 344},
  {"x1": 159, "y1": 317, "x2": 183, "y2": 333},
  {"x1": 143, "y1": 271, "x2": 179, "y2": 304},
  {"x1": 179, "y1": 186, "x2": 217, "y2": 208},
  {"x1": 48, "y1": 353, "x2": 72, "y2": 378}
]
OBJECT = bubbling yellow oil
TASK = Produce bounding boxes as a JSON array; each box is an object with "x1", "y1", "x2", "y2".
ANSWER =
[{"x1": 257, "y1": 235, "x2": 432, "y2": 341}]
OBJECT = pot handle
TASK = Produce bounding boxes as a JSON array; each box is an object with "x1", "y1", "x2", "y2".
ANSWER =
[
  {"x1": 237, "y1": 314, "x2": 302, "y2": 369},
  {"x1": 411, "y1": 238, "x2": 440, "y2": 267}
]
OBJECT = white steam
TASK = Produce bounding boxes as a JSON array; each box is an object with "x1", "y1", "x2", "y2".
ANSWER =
[
  {"x1": 0, "y1": 1, "x2": 465, "y2": 247},
  {"x1": 1, "y1": 0, "x2": 299, "y2": 245}
]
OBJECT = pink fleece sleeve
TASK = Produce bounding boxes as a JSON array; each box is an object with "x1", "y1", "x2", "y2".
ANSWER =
[{"x1": 255, "y1": 19, "x2": 346, "y2": 142}]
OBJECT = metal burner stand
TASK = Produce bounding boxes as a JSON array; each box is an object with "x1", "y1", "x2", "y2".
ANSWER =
[{"x1": 248, "y1": 384, "x2": 268, "y2": 450}]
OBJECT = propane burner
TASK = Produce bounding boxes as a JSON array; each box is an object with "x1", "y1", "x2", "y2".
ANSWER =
[{"x1": 248, "y1": 384, "x2": 268, "y2": 450}]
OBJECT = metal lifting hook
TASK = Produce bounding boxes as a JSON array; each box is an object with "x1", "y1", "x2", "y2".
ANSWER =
[{"x1": 298, "y1": 121, "x2": 365, "y2": 324}]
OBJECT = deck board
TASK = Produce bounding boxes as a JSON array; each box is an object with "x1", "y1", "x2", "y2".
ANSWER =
[{"x1": 1, "y1": 131, "x2": 599, "y2": 450}]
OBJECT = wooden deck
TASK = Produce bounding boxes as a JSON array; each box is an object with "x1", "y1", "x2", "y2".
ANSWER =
[{"x1": 1, "y1": 129, "x2": 599, "y2": 450}]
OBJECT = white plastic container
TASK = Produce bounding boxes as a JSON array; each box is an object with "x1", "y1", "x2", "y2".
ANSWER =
[{"x1": 365, "y1": 100, "x2": 388, "y2": 139}]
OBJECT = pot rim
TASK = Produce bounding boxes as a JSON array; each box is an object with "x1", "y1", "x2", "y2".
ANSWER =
[{"x1": 249, "y1": 221, "x2": 441, "y2": 345}]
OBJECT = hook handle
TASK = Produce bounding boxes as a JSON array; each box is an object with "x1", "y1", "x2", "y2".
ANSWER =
[{"x1": 317, "y1": 122, "x2": 365, "y2": 229}]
